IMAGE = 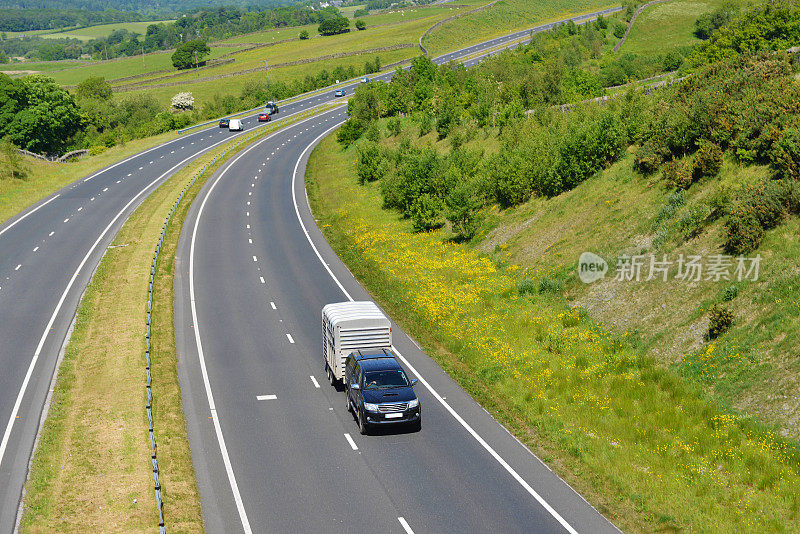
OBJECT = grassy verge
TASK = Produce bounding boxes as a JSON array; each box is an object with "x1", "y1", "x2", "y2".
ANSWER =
[
  {"x1": 0, "y1": 132, "x2": 177, "y2": 227},
  {"x1": 20, "y1": 104, "x2": 340, "y2": 531},
  {"x1": 306, "y1": 131, "x2": 800, "y2": 533},
  {"x1": 620, "y1": 0, "x2": 721, "y2": 54},
  {"x1": 424, "y1": 0, "x2": 620, "y2": 56}
]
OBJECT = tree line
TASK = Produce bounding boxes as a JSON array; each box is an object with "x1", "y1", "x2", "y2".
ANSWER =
[{"x1": 0, "y1": 4, "x2": 342, "y2": 62}]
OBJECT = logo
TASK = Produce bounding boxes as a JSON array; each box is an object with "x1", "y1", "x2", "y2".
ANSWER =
[{"x1": 578, "y1": 252, "x2": 608, "y2": 284}]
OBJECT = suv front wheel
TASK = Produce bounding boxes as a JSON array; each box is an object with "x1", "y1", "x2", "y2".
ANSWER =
[{"x1": 358, "y1": 406, "x2": 369, "y2": 435}]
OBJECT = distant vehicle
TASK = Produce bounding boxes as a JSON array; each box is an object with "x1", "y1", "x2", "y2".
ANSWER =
[
  {"x1": 258, "y1": 113, "x2": 271, "y2": 122},
  {"x1": 264, "y1": 101, "x2": 279, "y2": 115},
  {"x1": 219, "y1": 118, "x2": 229, "y2": 128},
  {"x1": 345, "y1": 349, "x2": 420, "y2": 434},
  {"x1": 228, "y1": 119, "x2": 243, "y2": 131},
  {"x1": 360, "y1": 77, "x2": 370, "y2": 83},
  {"x1": 334, "y1": 89, "x2": 346, "y2": 97}
]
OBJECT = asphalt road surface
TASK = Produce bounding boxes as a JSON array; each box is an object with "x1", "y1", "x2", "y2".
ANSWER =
[{"x1": 0, "y1": 7, "x2": 621, "y2": 531}]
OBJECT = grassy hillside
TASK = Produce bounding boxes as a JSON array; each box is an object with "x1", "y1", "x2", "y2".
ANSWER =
[
  {"x1": 41, "y1": 21, "x2": 175, "y2": 41},
  {"x1": 424, "y1": 0, "x2": 621, "y2": 55},
  {"x1": 621, "y1": 0, "x2": 721, "y2": 54}
]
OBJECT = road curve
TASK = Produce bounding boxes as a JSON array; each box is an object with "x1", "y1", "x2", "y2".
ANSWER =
[
  {"x1": 174, "y1": 12, "x2": 625, "y2": 533},
  {"x1": 0, "y1": 6, "x2": 621, "y2": 531}
]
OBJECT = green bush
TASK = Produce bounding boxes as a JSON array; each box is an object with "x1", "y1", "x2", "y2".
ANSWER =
[
  {"x1": 677, "y1": 204, "x2": 709, "y2": 241},
  {"x1": 410, "y1": 193, "x2": 444, "y2": 232},
  {"x1": 539, "y1": 277, "x2": 563, "y2": 294},
  {"x1": 355, "y1": 19, "x2": 366, "y2": 31},
  {"x1": 662, "y1": 50, "x2": 684, "y2": 71},
  {"x1": 517, "y1": 277, "x2": 536, "y2": 296},
  {"x1": 724, "y1": 211, "x2": 765, "y2": 254},
  {"x1": 299, "y1": 30, "x2": 309, "y2": 40},
  {"x1": 633, "y1": 143, "x2": 662, "y2": 174},
  {"x1": 771, "y1": 127, "x2": 800, "y2": 180},
  {"x1": 662, "y1": 158, "x2": 693, "y2": 189},
  {"x1": 445, "y1": 179, "x2": 483, "y2": 241},
  {"x1": 708, "y1": 304, "x2": 734, "y2": 339},
  {"x1": 356, "y1": 141, "x2": 390, "y2": 184},
  {"x1": 337, "y1": 118, "x2": 364, "y2": 147},
  {"x1": 365, "y1": 122, "x2": 380, "y2": 142},
  {"x1": 692, "y1": 140, "x2": 723, "y2": 180},
  {"x1": 613, "y1": 21, "x2": 627, "y2": 39},
  {"x1": 722, "y1": 285, "x2": 739, "y2": 302}
]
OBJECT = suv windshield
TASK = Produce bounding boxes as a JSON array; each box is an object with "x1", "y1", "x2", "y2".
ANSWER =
[{"x1": 363, "y1": 370, "x2": 409, "y2": 389}]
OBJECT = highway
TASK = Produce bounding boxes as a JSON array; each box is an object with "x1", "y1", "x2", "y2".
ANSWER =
[
  {"x1": 174, "y1": 103, "x2": 621, "y2": 534},
  {"x1": 0, "y1": 7, "x2": 620, "y2": 531}
]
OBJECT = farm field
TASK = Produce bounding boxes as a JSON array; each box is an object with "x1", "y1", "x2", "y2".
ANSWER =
[
  {"x1": 45, "y1": 45, "x2": 243, "y2": 86},
  {"x1": 620, "y1": 0, "x2": 723, "y2": 54},
  {"x1": 128, "y1": 46, "x2": 415, "y2": 107},
  {"x1": 41, "y1": 21, "x2": 174, "y2": 41}
]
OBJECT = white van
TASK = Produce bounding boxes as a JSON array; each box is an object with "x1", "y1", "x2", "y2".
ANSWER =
[
  {"x1": 322, "y1": 301, "x2": 391, "y2": 385},
  {"x1": 228, "y1": 119, "x2": 243, "y2": 131}
]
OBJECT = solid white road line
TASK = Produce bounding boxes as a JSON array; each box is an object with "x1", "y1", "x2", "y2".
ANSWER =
[
  {"x1": 310, "y1": 375, "x2": 320, "y2": 388},
  {"x1": 286, "y1": 334, "x2": 294, "y2": 344},
  {"x1": 398, "y1": 517, "x2": 415, "y2": 534},
  {"x1": 256, "y1": 395, "x2": 277, "y2": 401},
  {"x1": 0, "y1": 194, "x2": 60, "y2": 239},
  {"x1": 291, "y1": 127, "x2": 580, "y2": 534},
  {"x1": 344, "y1": 433, "x2": 358, "y2": 451}
]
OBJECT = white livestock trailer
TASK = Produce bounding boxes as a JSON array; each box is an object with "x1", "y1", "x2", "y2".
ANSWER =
[{"x1": 322, "y1": 301, "x2": 392, "y2": 385}]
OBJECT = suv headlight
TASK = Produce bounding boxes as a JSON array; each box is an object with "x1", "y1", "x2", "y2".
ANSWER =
[
  {"x1": 408, "y1": 399, "x2": 419, "y2": 409},
  {"x1": 363, "y1": 403, "x2": 379, "y2": 412}
]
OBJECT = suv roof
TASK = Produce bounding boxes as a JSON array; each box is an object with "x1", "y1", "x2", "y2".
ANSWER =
[{"x1": 351, "y1": 348, "x2": 394, "y2": 361}]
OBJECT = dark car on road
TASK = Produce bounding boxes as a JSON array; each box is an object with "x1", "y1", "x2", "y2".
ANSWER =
[
  {"x1": 334, "y1": 89, "x2": 346, "y2": 97},
  {"x1": 345, "y1": 349, "x2": 420, "y2": 435},
  {"x1": 264, "y1": 101, "x2": 279, "y2": 115},
  {"x1": 219, "y1": 118, "x2": 229, "y2": 128},
  {"x1": 258, "y1": 113, "x2": 271, "y2": 122}
]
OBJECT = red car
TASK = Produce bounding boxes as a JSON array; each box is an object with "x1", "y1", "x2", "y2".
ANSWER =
[{"x1": 258, "y1": 113, "x2": 272, "y2": 122}]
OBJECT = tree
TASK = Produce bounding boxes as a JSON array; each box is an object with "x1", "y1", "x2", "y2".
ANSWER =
[
  {"x1": 318, "y1": 17, "x2": 350, "y2": 36},
  {"x1": 0, "y1": 51, "x2": 7, "y2": 64},
  {"x1": 0, "y1": 138, "x2": 27, "y2": 180},
  {"x1": 171, "y1": 39, "x2": 210, "y2": 70},
  {"x1": 355, "y1": 19, "x2": 366, "y2": 30},
  {"x1": 299, "y1": 29, "x2": 309, "y2": 39},
  {"x1": 76, "y1": 76, "x2": 112, "y2": 100},
  {"x1": 6, "y1": 75, "x2": 82, "y2": 154}
]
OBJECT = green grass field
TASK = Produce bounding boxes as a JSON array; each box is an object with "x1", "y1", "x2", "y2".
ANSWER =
[
  {"x1": 425, "y1": 0, "x2": 620, "y2": 55},
  {"x1": 621, "y1": 0, "x2": 722, "y2": 54},
  {"x1": 126, "y1": 46, "x2": 415, "y2": 107},
  {"x1": 306, "y1": 120, "x2": 800, "y2": 533},
  {"x1": 41, "y1": 21, "x2": 174, "y2": 41}
]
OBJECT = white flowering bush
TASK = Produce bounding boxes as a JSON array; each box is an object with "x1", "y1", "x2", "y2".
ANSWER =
[{"x1": 171, "y1": 92, "x2": 194, "y2": 110}]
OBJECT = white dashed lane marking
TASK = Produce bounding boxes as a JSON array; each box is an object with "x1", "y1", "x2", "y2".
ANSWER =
[
  {"x1": 49, "y1": 231, "x2": 54, "y2": 237},
  {"x1": 256, "y1": 395, "x2": 277, "y2": 401},
  {"x1": 33, "y1": 247, "x2": 38, "y2": 252},
  {"x1": 15, "y1": 264, "x2": 21, "y2": 271},
  {"x1": 344, "y1": 433, "x2": 358, "y2": 451}
]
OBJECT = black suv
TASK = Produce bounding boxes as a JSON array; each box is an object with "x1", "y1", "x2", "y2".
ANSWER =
[{"x1": 345, "y1": 349, "x2": 421, "y2": 435}]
